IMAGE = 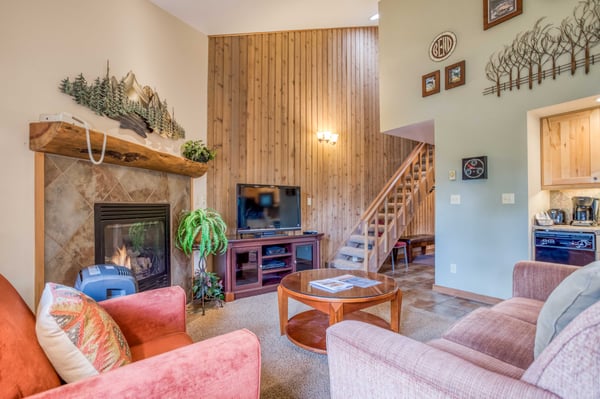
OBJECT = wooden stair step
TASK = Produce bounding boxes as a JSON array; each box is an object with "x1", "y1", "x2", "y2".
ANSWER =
[
  {"x1": 338, "y1": 246, "x2": 367, "y2": 259},
  {"x1": 348, "y1": 235, "x2": 375, "y2": 246},
  {"x1": 330, "y1": 259, "x2": 364, "y2": 270},
  {"x1": 368, "y1": 225, "x2": 386, "y2": 233}
]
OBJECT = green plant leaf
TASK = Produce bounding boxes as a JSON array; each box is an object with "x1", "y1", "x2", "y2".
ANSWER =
[
  {"x1": 175, "y1": 208, "x2": 228, "y2": 257},
  {"x1": 181, "y1": 140, "x2": 216, "y2": 163}
]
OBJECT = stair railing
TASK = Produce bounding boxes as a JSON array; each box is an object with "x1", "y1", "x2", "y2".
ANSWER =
[{"x1": 331, "y1": 143, "x2": 434, "y2": 272}]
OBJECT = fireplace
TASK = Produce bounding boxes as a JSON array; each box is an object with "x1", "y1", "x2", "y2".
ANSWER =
[{"x1": 95, "y1": 203, "x2": 170, "y2": 292}]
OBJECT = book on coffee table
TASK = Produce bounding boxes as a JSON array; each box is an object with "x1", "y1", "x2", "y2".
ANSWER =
[
  {"x1": 309, "y1": 278, "x2": 353, "y2": 293},
  {"x1": 309, "y1": 274, "x2": 381, "y2": 292},
  {"x1": 335, "y1": 274, "x2": 382, "y2": 288}
]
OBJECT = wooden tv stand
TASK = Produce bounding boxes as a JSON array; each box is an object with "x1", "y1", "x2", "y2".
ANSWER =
[{"x1": 216, "y1": 233, "x2": 323, "y2": 301}]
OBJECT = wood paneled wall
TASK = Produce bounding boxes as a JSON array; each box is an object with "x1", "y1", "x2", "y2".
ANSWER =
[{"x1": 207, "y1": 27, "x2": 418, "y2": 261}]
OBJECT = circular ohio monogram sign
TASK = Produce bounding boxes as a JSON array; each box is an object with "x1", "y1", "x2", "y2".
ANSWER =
[{"x1": 429, "y1": 31, "x2": 457, "y2": 62}]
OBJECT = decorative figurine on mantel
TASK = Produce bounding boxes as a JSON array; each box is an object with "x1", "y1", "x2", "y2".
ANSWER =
[{"x1": 59, "y1": 61, "x2": 185, "y2": 140}]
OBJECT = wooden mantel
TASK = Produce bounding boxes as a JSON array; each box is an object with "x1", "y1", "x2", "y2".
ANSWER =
[{"x1": 29, "y1": 122, "x2": 208, "y2": 178}]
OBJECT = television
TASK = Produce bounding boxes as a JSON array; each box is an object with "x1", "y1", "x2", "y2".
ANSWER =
[{"x1": 236, "y1": 184, "x2": 301, "y2": 234}]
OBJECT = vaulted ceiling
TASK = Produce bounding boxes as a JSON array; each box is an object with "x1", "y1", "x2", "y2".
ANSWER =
[{"x1": 150, "y1": 0, "x2": 379, "y2": 35}]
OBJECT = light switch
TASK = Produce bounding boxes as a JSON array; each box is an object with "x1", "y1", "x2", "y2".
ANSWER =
[
  {"x1": 307, "y1": 197, "x2": 312, "y2": 206},
  {"x1": 450, "y1": 194, "x2": 461, "y2": 205},
  {"x1": 449, "y1": 170, "x2": 456, "y2": 180},
  {"x1": 502, "y1": 193, "x2": 515, "y2": 204}
]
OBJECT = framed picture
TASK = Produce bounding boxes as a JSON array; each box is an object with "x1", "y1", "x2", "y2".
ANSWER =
[
  {"x1": 445, "y1": 61, "x2": 466, "y2": 90},
  {"x1": 483, "y1": 0, "x2": 522, "y2": 30},
  {"x1": 422, "y1": 70, "x2": 440, "y2": 97}
]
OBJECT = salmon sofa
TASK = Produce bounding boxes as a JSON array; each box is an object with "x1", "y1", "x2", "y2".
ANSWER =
[
  {"x1": 0, "y1": 274, "x2": 261, "y2": 399},
  {"x1": 327, "y1": 261, "x2": 600, "y2": 398}
]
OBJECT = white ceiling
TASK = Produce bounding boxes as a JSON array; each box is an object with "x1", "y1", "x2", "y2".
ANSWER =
[{"x1": 150, "y1": 0, "x2": 379, "y2": 36}]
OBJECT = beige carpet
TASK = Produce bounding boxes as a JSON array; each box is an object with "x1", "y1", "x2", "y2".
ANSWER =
[{"x1": 186, "y1": 265, "x2": 459, "y2": 399}]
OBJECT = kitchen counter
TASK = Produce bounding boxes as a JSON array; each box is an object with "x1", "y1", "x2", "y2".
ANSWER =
[{"x1": 533, "y1": 224, "x2": 600, "y2": 233}]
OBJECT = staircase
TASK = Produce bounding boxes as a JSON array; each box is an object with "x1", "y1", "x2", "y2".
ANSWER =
[{"x1": 329, "y1": 143, "x2": 434, "y2": 272}]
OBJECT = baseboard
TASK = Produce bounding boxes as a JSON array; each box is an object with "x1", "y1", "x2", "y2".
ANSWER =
[{"x1": 432, "y1": 284, "x2": 502, "y2": 305}]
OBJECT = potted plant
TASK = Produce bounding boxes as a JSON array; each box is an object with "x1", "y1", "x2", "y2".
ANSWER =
[
  {"x1": 175, "y1": 208, "x2": 228, "y2": 314},
  {"x1": 181, "y1": 140, "x2": 216, "y2": 163}
]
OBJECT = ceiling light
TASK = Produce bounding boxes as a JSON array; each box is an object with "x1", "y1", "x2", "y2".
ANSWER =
[{"x1": 370, "y1": 13, "x2": 379, "y2": 21}]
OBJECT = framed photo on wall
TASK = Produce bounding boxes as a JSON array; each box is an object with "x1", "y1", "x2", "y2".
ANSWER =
[
  {"x1": 483, "y1": 0, "x2": 522, "y2": 30},
  {"x1": 445, "y1": 61, "x2": 465, "y2": 90},
  {"x1": 422, "y1": 70, "x2": 440, "y2": 97}
]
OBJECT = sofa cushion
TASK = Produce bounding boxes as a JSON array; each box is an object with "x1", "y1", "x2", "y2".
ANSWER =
[
  {"x1": 491, "y1": 297, "x2": 544, "y2": 324},
  {"x1": 442, "y1": 308, "x2": 535, "y2": 369},
  {"x1": 428, "y1": 338, "x2": 525, "y2": 379},
  {"x1": 0, "y1": 275, "x2": 61, "y2": 397},
  {"x1": 535, "y1": 260, "x2": 600, "y2": 358},
  {"x1": 36, "y1": 283, "x2": 132, "y2": 383}
]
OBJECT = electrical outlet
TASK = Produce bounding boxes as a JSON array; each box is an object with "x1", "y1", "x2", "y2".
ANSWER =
[
  {"x1": 450, "y1": 194, "x2": 461, "y2": 205},
  {"x1": 450, "y1": 263, "x2": 457, "y2": 274},
  {"x1": 307, "y1": 197, "x2": 312, "y2": 206}
]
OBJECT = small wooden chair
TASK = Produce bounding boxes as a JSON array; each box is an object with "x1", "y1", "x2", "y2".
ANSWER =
[{"x1": 391, "y1": 240, "x2": 408, "y2": 272}]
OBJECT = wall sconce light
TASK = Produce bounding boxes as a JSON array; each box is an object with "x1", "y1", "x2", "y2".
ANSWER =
[{"x1": 317, "y1": 131, "x2": 339, "y2": 145}]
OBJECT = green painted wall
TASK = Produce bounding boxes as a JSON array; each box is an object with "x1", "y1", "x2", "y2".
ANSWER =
[{"x1": 379, "y1": 0, "x2": 600, "y2": 298}]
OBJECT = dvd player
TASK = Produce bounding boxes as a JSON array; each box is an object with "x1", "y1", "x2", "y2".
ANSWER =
[
  {"x1": 265, "y1": 246, "x2": 286, "y2": 255},
  {"x1": 262, "y1": 260, "x2": 287, "y2": 270}
]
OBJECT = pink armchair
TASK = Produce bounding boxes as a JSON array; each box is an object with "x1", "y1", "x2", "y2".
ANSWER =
[{"x1": 0, "y1": 274, "x2": 261, "y2": 399}]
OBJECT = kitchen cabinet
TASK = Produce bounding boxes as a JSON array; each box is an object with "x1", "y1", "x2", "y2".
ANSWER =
[{"x1": 541, "y1": 107, "x2": 600, "y2": 189}]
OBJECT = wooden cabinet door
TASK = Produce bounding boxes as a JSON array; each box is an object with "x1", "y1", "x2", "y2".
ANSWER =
[
  {"x1": 292, "y1": 242, "x2": 316, "y2": 272},
  {"x1": 541, "y1": 108, "x2": 600, "y2": 188},
  {"x1": 231, "y1": 246, "x2": 262, "y2": 290}
]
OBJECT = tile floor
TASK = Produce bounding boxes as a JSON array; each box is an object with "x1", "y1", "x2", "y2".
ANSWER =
[{"x1": 380, "y1": 254, "x2": 490, "y2": 323}]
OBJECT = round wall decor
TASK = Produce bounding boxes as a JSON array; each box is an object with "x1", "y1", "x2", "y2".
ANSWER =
[{"x1": 429, "y1": 31, "x2": 457, "y2": 62}]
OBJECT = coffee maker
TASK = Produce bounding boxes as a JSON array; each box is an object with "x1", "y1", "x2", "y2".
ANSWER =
[{"x1": 571, "y1": 196, "x2": 599, "y2": 226}]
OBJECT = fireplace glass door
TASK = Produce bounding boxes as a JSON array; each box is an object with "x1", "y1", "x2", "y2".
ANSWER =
[{"x1": 95, "y1": 203, "x2": 170, "y2": 292}]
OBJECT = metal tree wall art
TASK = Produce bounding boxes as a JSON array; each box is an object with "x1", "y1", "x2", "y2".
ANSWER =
[
  {"x1": 60, "y1": 62, "x2": 185, "y2": 139},
  {"x1": 484, "y1": 0, "x2": 600, "y2": 97}
]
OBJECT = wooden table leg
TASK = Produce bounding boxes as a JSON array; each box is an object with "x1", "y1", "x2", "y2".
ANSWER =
[
  {"x1": 328, "y1": 302, "x2": 344, "y2": 326},
  {"x1": 278, "y1": 285, "x2": 288, "y2": 335},
  {"x1": 390, "y1": 289, "x2": 402, "y2": 333}
]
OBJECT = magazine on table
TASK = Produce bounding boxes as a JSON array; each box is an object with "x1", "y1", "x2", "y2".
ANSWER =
[
  {"x1": 309, "y1": 274, "x2": 381, "y2": 292},
  {"x1": 309, "y1": 278, "x2": 353, "y2": 293},
  {"x1": 336, "y1": 274, "x2": 382, "y2": 288}
]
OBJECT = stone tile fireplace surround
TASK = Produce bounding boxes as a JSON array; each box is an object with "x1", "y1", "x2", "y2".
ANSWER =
[{"x1": 43, "y1": 154, "x2": 191, "y2": 295}]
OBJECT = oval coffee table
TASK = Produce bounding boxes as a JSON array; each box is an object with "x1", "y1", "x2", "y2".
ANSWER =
[{"x1": 278, "y1": 269, "x2": 401, "y2": 354}]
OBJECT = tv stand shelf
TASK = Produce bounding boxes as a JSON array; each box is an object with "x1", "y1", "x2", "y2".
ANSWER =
[
  {"x1": 262, "y1": 266, "x2": 293, "y2": 274},
  {"x1": 217, "y1": 234, "x2": 323, "y2": 301},
  {"x1": 263, "y1": 253, "x2": 292, "y2": 259}
]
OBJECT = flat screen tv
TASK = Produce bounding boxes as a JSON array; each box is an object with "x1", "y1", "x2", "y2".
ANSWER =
[{"x1": 236, "y1": 184, "x2": 301, "y2": 234}]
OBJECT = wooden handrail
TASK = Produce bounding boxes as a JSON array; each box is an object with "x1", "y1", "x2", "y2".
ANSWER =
[
  {"x1": 362, "y1": 143, "x2": 427, "y2": 218},
  {"x1": 330, "y1": 143, "x2": 434, "y2": 272}
]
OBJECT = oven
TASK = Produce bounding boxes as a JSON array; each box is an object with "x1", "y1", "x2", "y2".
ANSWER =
[{"x1": 534, "y1": 230, "x2": 599, "y2": 266}]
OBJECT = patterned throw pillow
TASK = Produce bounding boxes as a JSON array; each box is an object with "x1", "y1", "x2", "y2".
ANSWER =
[{"x1": 36, "y1": 283, "x2": 132, "y2": 383}]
